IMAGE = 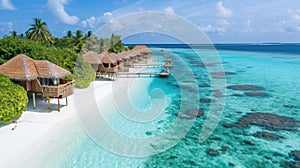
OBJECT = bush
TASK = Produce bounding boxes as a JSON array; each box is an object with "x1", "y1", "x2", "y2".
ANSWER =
[
  {"x1": 73, "y1": 55, "x2": 96, "y2": 88},
  {"x1": 0, "y1": 74, "x2": 28, "y2": 123}
]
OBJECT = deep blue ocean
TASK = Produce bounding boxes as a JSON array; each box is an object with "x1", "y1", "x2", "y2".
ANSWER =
[{"x1": 24, "y1": 44, "x2": 300, "y2": 168}]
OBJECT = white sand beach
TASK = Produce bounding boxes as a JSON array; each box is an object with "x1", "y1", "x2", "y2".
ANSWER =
[
  {"x1": 0, "y1": 80, "x2": 113, "y2": 168},
  {"x1": 0, "y1": 65, "x2": 154, "y2": 167}
]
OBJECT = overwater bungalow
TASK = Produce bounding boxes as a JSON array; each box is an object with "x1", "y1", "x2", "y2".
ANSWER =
[
  {"x1": 82, "y1": 51, "x2": 102, "y2": 72},
  {"x1": 99, "y1": 52, "x2": 118, "y2": 80},
  {"x1": 0, "y1": 54, "x2": 74, "y2": 111},
  {"x1": 132, "y1": 45, "x2": 152, "y2": 59}
]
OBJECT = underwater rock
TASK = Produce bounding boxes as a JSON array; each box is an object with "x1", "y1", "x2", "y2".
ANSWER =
[
  {"x1": 206, "y1": 148, "x2": 220, "y2": 156},
  {"x1": 181, "y1": 85, "x2": 198, "y2": 93},
  {"x1": 185, "y1": 109, "x2": 204, "y2": 117},
  {"x1": 221, "y1": 146, "x2": 229, "y2": 151},
  {"x1": 200, "y1": 98, "x2": 216, "y2": 103},
  {"x1": 223, "y1": 112, "x2": 299, "y2": 131},
  {"x1": 199, "y1": 83, "x2": 210, "y2": 87},
  {"x1": 183, "y1": 160, "x2": 198, "y2": 166},
  {"x1": 290, "y1": 150, "x2": 300, "y2": 161},
  {"x1": 284, "y1": 105, "x2": 295, "y2": 109},
  {"x1": 232, "y1": 94, "x2": 243, "y2": 97},
  {"x1": 183, "y1": 80, "x2": 196, "y2": 83},
  {"x1": 227, "y1": 85, "x2": 265, "y2": 91},
  {"x1": 213, "y1": 93, "x2": 225, "y2": 97},
  {"x1": 145, "y1": 131, "x2": 152, "y2": 136},
  {"x1": 265, "y1": 156, "x2": 273, "y2": 160},
  {"x1": 211, "y1": 72, "x2": 237, "y2": 78},
  {"x1": 281, "y1": 161, "x2": 300, "y2": 168},
  {"x1": 242, "y1": 140, "x2": 256, "y2": 145},
  {"x1": 228, "y1": 162, "x2": 235, "y2": 167},
  {"x1": 212, "y1": 72, "x2": 237, "y2": 76},
  {"x1": 244, "y1": 92, "x2": 269, "y2": 97},
  {"x1": 175, "y1": 113, "x2": 194, "y2": 120},
  {"x1": 253, "y1": 131, "x2": 284, "y2": 140},
  {"x1": 169, "y1": 155, "x2": 178, "y2": 159},
  {"x1": 273, "y1": 152, "x2": 285, "y2": 157}
]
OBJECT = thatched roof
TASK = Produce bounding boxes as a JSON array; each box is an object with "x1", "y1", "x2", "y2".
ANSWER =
[
  {"x1": 35, "y1": 60, "x2": 70, "y2": 78},
  {"x1": 101, "y1": 52, "x2": 116, "y2": 64},
  {"x1": 109, "y1": 53, "x2": 122, "y2": 61},
  {"x1": 83, "y1": 51, "x2": 101, "y2": 64},
  {"x1": 133, "y1": 45, "x2": 151, "y2": 53},
  {"x1": 0, "y1": 54, "x2": 71, "y2": 81},
  {"x1": 0, "y1": 54, "x2": 38, "y2": 80}
]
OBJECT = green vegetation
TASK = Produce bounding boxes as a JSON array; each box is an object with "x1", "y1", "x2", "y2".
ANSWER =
[
  {"x1": 0, "y1": 74, "x2": 28, "y2": 124},
  {"x1": 0, "y1": 18, "x2": 129, "y2": 88},
  {"x1": 0, "y1": 36, "x2": 77, "y2": 71},
  {"x1": 73, "y1": 55, "x2": 96, "y2": 88},
  {"x1": 26, "y1": 18, "x2": 53, "y2": 44}
]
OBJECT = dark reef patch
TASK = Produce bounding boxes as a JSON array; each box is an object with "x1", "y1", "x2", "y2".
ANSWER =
[
  {"x1": 206, "y1": 148, "x2": 220, "y2": 156},
  {"x1": 244, "y1": 92, "x2": 269, "y2": 97},
  {"x1": 284, "y1": 105, "x2": 295, "y2": 109},
  {"x1": 199, "y1": 83, "x2": 210, "y2": 88},
  {"x1": 185, "y1": 109, "x2": 204, "y2": 118},
  {"x1": 290, "y1": 150, "x2": 300, "y2": 161},
  {"x1": 227, "y1": 85, "x2": 265, "y2": 91},
  {"x1": 223, "y1": 112, "x2": 299, "y2": 131},
  {"x1": 232, "y1": 94, "x2": 243, "y2": 97},
  {"x1": 253, "y1": 131, "x2": 284, "y2": 140},
  {"x1": 200, "y1": 98, "x2": 216, "y2": 103}
]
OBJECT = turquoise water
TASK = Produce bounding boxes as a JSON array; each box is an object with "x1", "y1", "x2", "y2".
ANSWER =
[{"x1": 25, "y1": 47, "x2": 300, "y2": 168}]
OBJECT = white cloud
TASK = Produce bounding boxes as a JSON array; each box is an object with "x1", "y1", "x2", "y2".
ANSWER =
[
  {"x1": 199, "y1": 24, "x2": 226, "y2": 34},
  {"x1": 164, "y1": 6, "x2": 174, "y2": 14},
  {"x1": 104, "y1": 12, "x2": 112, "y2": 18},
  {"x1": 288, "y1": 9, "x2": 300, "y2": 22},
  {"x1": 279, "y1": 9, "x2": 300, "y2": 32},
  {"x1": 0, "y1": 22, "x2": 13, "y2": 33},
  {"x1": 47, "y1": 0, "x2": 79, "y2": 25},
  {"x1": 243, "y1": 19, "x2": 252, "y2": 32},
  {"x1": 0, "y1": 0, "x2": 16, "y2": 10},
  {"x1": 81, "y1": 16, "x2": 97, "y2": 28},
  {"x1": 217, "y1": 19, "x2": 230, "y2": 26},
  {"x1": 216, "y1": 1, "x2": 233, "y2": 18},
  {"x1": 81, "y1": 12, "x2": 114, "y2": 29}
]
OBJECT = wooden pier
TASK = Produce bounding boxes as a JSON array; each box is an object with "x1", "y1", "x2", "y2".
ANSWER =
[
  {"x1": 133, "y1": 63, "x2": 172, "y2": 68},
  {"x1": 118, "y1": 70, "x2": 169, "y2": 78}
]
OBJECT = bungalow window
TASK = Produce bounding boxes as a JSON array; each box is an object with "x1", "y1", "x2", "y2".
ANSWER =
[
  {"x1": 39, "y1": 78, "x2": 50, "y2": 86},
  {"x1": 52, "y1": 78, "x2": 60, "y2": 85}
]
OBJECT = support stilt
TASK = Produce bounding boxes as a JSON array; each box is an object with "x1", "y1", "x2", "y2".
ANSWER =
[
  {"x1": 33, "y1": 93, "x2": 36, "y2": 109},
  {"x1": 66, "y1": 97, "x2": 68, "y2": 106},
  {"x1": 58, "y1": 98, "x2": 60, "y2": 112},
  {"x1": 47, "y1": 97, "x2": 50, "y2": 109}
]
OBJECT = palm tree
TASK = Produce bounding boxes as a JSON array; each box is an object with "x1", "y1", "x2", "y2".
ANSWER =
[
  {"x1": 74, "y1": 30, "x2": 85, "y2": 46},
  {"x1": 11, "y1": 30, "x2": 17, "y2": 38},
  {"x1": 66, "y1": 30, "x2": 73, "y2": 38},
  {"x1": 26, "y1": 18, "x2": 53, "y2": 43},
  {"x1": 87, "y1": 31, "x2": 92, "y2": 38}
]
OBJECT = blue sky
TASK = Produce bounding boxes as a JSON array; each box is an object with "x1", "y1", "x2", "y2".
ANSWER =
[{"x1": 0, "y1": 0, "x2": 299, "y2": 43}]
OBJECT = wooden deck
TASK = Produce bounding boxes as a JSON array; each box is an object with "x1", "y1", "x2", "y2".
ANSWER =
[{"x1": 42, "y1": 80, "x2": 75, "y2": 98}]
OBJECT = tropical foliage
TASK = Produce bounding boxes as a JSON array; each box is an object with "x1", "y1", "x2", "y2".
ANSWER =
[
  {"x1": 0, "y1": 18, "x2": 128, "y2": 88},
  {"x1": 0, "y1": 36, "x2": 77, "y2": 71},
  {"x1": 73, "y1": 55, "x2": 96, "y2": 88},
  {"x1": 26, "y1": 18, "x2": 53, "y2": 44},
  {"x1": 0, "y1": 74, "x2": 28, "y2": 124}
]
